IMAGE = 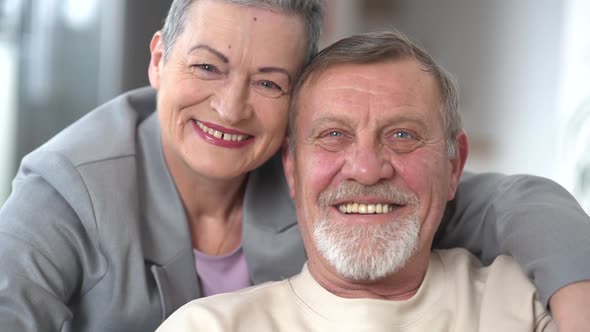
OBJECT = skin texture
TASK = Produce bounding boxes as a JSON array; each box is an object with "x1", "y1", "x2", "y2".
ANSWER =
[
  {"x1": 283, "y1": 59, "x2": 468, "y2": 299},
  {"x1": 549, "y1": 280, "x2": 590, "y2": 332},
  {"x1": 147, "y1": 0, "x2": 307, "y2": 254},
  {"x1": 147, "y1": 1, "x2": 589, "y2": 325}
]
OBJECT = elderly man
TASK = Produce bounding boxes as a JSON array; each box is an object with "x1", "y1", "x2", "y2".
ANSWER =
[{"x1": 157, "y1": 31, "x2": 557, "y2": 331}]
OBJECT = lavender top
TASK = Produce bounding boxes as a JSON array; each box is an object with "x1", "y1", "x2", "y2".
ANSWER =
[{"x1": 193, "y1": 246, "x2": 252, "y2": 297}]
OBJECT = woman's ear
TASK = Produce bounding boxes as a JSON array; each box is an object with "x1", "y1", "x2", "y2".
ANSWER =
[{"x1": 148, "y1": 31, "x2": 165, "y2": 89}]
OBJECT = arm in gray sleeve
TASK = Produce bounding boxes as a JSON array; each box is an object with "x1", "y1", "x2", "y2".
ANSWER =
[
  {"x1": 0, "y1": 157, "x2": 104, "y2": 331},
  {"x1": 434, "y1": 172, "x2": 590, "y2": 305}
]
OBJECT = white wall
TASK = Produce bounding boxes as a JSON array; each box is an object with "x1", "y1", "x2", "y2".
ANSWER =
[
  {"x1": 557, "y1": 0, "x2": 590, "y2": 212},
  {"x1": 328, "y1": 0, "x2": 567, "y2": 182},
  {"x1": 0, "y1": 42, "x2": 17, "y2": 204}
]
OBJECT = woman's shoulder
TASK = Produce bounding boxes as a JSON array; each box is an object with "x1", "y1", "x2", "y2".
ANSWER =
[{"x1": 32, "y1": 87, "x2": 157, "y2": 167}]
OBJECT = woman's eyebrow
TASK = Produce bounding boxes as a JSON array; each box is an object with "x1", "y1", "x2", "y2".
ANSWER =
[
  {"x1": 187, "y1": 44, "x2": 229, "y2": 63},
  {"x1": 188, "y1": 44, "x2": 293, "y2": 83},
  {"x1": 258, "y1": 67, "x2": 292, "y2": 83}
]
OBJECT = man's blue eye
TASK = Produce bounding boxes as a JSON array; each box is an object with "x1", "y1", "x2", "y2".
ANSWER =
[
  {"x1": 328, "y1": 131, "x2": 342, "y2": 137},
  {"x1": 394, "y1": 131, "x2": 412, "y2": 139}
]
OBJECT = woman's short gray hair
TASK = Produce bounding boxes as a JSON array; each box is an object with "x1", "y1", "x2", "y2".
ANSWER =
[
  {"x1": 161, "y1": 0, "x2": 324, "y2": 66},
  {"x1": 289, "y1": 30, "x2": 463, "y2": 159}
]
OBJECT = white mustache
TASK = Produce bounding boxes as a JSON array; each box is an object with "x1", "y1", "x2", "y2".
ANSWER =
[{"x1": 318, "y1": 181, "x2": 419, "y2": 209}]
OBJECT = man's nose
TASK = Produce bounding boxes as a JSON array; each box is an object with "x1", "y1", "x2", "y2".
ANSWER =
[
  {"x1": 341, "y1": 139, "x2": 394, "y2": 185},
  {"x1": 211, "y1": 78, "x2": 252, "y2": 124}
]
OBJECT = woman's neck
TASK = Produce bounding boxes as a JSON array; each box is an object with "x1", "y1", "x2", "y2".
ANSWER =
[
  {"x1": 163, "y1": 148, "x2": 249, "y2": 254},
  {"x1": 178, "y1": 170, "x2": 247, "y2": 222},
  {"x1": 162, "y1": 143, "x2": 248, "y2": 220}
]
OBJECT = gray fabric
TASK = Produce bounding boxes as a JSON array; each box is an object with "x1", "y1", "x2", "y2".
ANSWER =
[
  {"x1": 0, "y1": 87, "x2": 589, "y2": 331},
  {"x1": 436, "y1": 172, "x2": 590, "y2": 304}
]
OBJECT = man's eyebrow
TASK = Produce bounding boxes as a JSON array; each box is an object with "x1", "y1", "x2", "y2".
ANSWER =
[
  {"x1": 258, "y1": 67, "x2": 292, "y2": 84},
  {"x1": 310, "y1": 113, "x2": 428, "y2": 129},
  {"x1": 187, "y1": 44, "x2": 229, "y2": 63},
  {"x1": 311, "y1": 115, "x2": 352, "y2": 128}
]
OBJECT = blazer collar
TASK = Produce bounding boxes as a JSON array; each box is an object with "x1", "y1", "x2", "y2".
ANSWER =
[
  {"x1": 243, "y1": 151, "x2": 297, "y2": 233},
  {"x1": 137, "y1": 112, "x2": 193, "y2": 265}
]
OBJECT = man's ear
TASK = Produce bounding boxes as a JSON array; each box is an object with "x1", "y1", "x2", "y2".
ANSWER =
[
  {"x1": 282, "y1": 138, "x2": 296, "y2": 199},
  {"x1": 148, "y1": 31, "x2": 165, "y2": 89},
  {"x1": 447, "y1": 131, "x2": 469, "y2": 200}
]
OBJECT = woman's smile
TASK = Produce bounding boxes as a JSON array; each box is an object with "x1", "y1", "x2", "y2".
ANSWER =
[{"x1": 193, "y1": 120, "x2": 253, "y2": 148}]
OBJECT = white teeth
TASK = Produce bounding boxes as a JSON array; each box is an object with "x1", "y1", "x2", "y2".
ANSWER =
[
  {"x1": 358, "y1": 204, "x2": 367, "y2": 214},
  {"x1": 196, "y1": 121, "x2": 248, "y2": 142},
  {"x1": 337, "y1": 203, "x2": 396, "y2": 214}
]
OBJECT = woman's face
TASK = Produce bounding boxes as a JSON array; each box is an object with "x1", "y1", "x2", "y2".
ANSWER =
[{"x1": 149, "y1": 0, "x2": 308, "y2": 180}]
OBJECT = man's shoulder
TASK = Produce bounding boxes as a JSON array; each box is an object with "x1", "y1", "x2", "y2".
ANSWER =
[
  {"x1": 435, "y1": 248, "x2": 534, "y2": 291},
  {"x1": 434, "y1": 248, "x2": 554, "y2": 331},
  {"x1": 191, "y1": 280, "x2": 289, "y2": 308},
  {"x1": 157, "y1": 280, "x2": 291, "y2": 331}
]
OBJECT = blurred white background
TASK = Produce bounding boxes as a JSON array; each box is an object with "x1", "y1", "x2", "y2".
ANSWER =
[{"x1": 1, "y1": 0, "x2": 589, "y2": 212}]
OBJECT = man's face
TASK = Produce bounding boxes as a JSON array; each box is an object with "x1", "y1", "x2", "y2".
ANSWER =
[
  {"x1": 283, "y1": 59, "x2": 466, "y2": 281},
  {"x1": 149, "y1": 0, "x2": 307, "y2": 180}
]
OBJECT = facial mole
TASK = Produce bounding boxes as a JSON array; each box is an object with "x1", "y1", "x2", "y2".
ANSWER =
[{"x1": 253, "y1": 17, "x2": 258, "y2": 22}]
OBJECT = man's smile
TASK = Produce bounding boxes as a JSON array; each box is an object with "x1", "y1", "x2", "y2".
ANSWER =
[{"x1": 337, "y1": 203, "x2": 402, "y2": 214}]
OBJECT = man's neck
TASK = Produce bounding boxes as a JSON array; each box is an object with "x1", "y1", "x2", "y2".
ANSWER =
[{"x1": 307, "y1": 251, "x2": 431, "y2": 301}]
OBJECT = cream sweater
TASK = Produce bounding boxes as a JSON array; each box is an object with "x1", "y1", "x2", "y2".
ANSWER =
[{"x1": 157, "y1": 248, "x2": 556, "y2": 331}]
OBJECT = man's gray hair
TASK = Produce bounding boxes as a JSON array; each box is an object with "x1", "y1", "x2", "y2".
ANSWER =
[
  {"x1": 161, "y1": 0, "x2": 324, "y2": 66},
  {"x1": 289, "y1": 30, "x2": 463, "y2": 159}
]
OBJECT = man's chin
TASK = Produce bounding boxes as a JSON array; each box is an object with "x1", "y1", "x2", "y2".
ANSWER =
[{"x1": 313, "y1": 216, "x2": 420, "y2": 281}]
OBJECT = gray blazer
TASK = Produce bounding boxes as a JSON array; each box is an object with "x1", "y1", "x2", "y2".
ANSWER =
[{"x1": 1, "y1": 87, "x2": 589, "y2": 332}]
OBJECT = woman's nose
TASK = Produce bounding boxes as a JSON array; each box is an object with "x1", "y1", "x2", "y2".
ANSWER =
[{"x1": 211, "y1": 78, "x2": 253, "y2": 124}]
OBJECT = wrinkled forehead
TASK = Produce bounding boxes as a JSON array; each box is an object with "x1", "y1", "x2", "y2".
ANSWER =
[{"x1": 296, "y1": 60, "x2": 441, "y2": 119}]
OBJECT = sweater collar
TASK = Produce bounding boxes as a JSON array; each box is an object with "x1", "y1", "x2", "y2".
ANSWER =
[{"x1": 289, "y1": 254, "x2": 445, "y2": 328}]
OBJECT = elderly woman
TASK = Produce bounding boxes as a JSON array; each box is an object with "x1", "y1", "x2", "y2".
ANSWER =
[{"x1": 0, "y1": 0, "x2": 588, "y2": 331}]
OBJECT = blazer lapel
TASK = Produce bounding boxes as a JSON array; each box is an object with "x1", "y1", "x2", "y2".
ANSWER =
[
  {"x1": 242, "y1": 152, "x2": 307, "y2": 284},
  {"x1": 137, "y1": 113, "x2": 201, "y2": 317},
  {"x1": 150, "y1": 249, "x2": 201, "y2": 319}
]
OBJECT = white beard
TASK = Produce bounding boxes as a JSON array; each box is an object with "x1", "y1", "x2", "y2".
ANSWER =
[{"x1": 313, "y1": 208, "x2": 420, "y2": 281}]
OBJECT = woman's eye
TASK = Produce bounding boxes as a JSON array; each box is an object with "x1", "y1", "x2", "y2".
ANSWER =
[
  {"x1": 259, "y1": 80, "x2": 281, "y2": 90},
  {"x1": 195, "y1": 64, "x2": 218, "y2": 72},
  {"x1": 254, "y1": 80, "x2": 286, "y2": 98},
  {"x1": 191, "y1": 63, "x2": 223, "y2": 80}
]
